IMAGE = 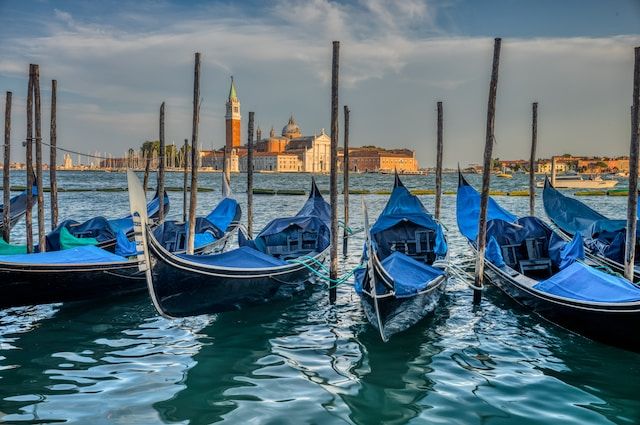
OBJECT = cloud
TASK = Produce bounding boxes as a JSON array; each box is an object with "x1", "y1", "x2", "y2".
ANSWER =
[{"x1": 0, "y1": 0, "x2": 638, "y2": 167}]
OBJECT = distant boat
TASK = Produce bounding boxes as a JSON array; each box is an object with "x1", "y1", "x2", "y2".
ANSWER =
[
  {"x1": 535, "y1": 174, "x2": 617, "y2": 189},
  {"x1": 496, "y1": 173, "x2": 513, "y2": 179}
]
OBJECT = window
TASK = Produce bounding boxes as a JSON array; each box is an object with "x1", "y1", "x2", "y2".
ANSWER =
[{"x1": 234, "y1": 107, "x2": 238, "y2": 113}]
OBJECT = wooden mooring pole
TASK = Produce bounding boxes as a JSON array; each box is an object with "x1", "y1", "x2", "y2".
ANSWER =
[
  {"x1": 329, "y1": 41, "x2": 340, "y2": 304},
  {"x1": 3, "y1": 92, "x2": 12, "y2": 242},
  {"x1": 183, "y1": 138, "x2": 188, "y2": 222},
  {"x1": 435, "y1": 101, "x2": 444, "y2": 220},
  {"x1": 25, "y1": 66, "x2": 36, "y2": 252},
  {"x1": 186, "y1": 52, "x2": 201, "y2": 255},
  {"x1": 473, "y1": 37, "x2": 502, "y2": 305},
  {"x1": 247, "y1": 111, "x2": 254, "y2": 237},
  {"x1": 33, "y1": 65, "x2": 45, "y2": 251},
  {"x1": 342, "y1": 105, "x2": 350, "y2": 257},
  {"x1": 143, "y1": 150, "x2": 151, "y2": 193},
  {"x1": 3, "y1": 92, "x2": 11, "y2": 242},
  {"x1": 50, "y1": 80, "x2": 58, "y2": 229},
  {"x1": 551, "y1": 155, "x2": 557, "y2": 187},
  {"x1": 158, "y1": 102, "x2": 166, "y2": 222},
  {"x1": 624, "y1": 47, "x2": 640, "y2": 281},
  {"x1": 529, "y1": 102, "x2": 537, "y2": 216}
]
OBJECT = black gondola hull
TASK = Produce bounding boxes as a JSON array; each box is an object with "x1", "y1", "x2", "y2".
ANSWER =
[
  {"x1": 483, "y1": 260, "x2": 640, "y2": 352},
  {"x1": 147, "y1": 233, "x2": 328, "y2": 317},
  {"x1": 359, "y1": 267, "x2": 447, "y2": 341},
  {"x1": 0, "y1": 261, "x2": 145, "y2": 308}
]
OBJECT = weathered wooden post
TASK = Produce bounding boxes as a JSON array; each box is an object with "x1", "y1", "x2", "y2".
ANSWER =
[
  {"x1": 143, "y1": 150, "x2": 151, "y2": 193},
  {"x1": 3, "y1": 91, "x2": 11, "y2": 242},
  {"x1": 50, "y1": 80, "x2": 58, "y2": 229},
  {"x1": 625, "y1": 47, "x2": 640, "y2": 281},
  {"x1": 435, "y1": 101, "x2": 444, "y2": 220},
  {"x1": 183, "y1": 138, "x2": 188, "y2": 222},
  {"x1": 33, "y1": 65, "x2": 46, "y2": 251},
  {"x1": 247, "y1": 111, "x2": 255, "y2": 237},
  {"x1": 551, "y1": 155, "x2": 557, "y2": 187},
  {"x1": 529, "y1": 102, "x2": 537, "y2": 216},
  {"x1": 342, "y1": 105, "x2": 350, "y2": 257},
  {"x1": 25, "y1": 66, "x2": 34, "y2": 252},
  {"x1": 329, "y1": 41, "x2": 340, "y2": 303},
  {"x1": 158, "y1": 102, "x2": 166, "y2": 222},
  {"x1": 473, "y1": 37, "x2": 502, "y2": 305},
  {"x1": 186, "y1": 52, "x2": 201, "y2": 255}
]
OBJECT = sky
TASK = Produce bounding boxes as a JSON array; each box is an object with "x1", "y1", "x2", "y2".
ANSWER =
[{"x1": 0, "y1": 0, "x2": 639, "y2": 167}]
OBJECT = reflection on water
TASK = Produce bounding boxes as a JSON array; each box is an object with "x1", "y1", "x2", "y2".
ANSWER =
[{"x1": 0, "y1": 171, "x2": 639, "y2": 424}]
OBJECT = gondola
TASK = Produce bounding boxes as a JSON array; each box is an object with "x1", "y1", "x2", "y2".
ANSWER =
[
  {"x1": 151, "y1": 173, "x2": 242, "y2": 255},
  {"x1": 354, "y1": 173, "x2": 449, "y2": 341},
  {"x1": 0, "y1": 192, "x2": 242, "y2": 308},
  {"x1": 543, "y1": 177, "x2": 640, "y2": 281},
  {"x1": 45, "y1": 189, "x2": 170, "y2": 253},
  {"x1": 0, "y1": 182, "x2": 38, "y2": 234},
  {"x1": 457, "y1": 171, "x2": 640, "y2": 352},
  {"x1": 127, "y1": 170, "x2": 331, "y2": 318}
]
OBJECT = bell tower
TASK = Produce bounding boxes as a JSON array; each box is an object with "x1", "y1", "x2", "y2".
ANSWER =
[{"x1": 225, "y1": 76, "x2": 241, "y2": 149}]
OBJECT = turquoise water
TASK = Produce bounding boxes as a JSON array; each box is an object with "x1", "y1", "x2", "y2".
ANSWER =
[{"x1": 1, "y1": 171, "x2": 639, "y2": 424}]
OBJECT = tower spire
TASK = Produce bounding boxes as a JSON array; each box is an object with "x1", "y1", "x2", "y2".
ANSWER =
[{"x1": 229, "y1": 76, "x2": 238, "y2": 101}]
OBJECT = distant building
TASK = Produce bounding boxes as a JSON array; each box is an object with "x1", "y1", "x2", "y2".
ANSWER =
[
  {"x1": 62, "y1": 153, "x2": 73, "y2": 169},
  {"x1": 341, "y1": 147, "x2": 418, "y2": 173}
]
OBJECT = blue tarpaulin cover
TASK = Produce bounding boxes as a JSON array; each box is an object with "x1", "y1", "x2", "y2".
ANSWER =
[
  {"x1": 115, "y1": 230, "x2": 138, "y2": 257},
  {"x1": 543, "y1": 180, "x2": 638, "y2": 265},
  {"x1": 558, "y1": 232, "x2": 585, "y2": 269},
  {"x1": 369, "y1": 175, "x2": 445, "y2": 261},
  {"x1": 205, "y1": 198, "x2": 240, "y2": 232},
  {"x1": 46, "y1": 191, "x2": 169, "y2": 251},
  {"x1": 249, "y1": 179, "x2": 331, "y2": 253},
  {"x1": 533, "y1": 262, "x2": 640, "y2": 303},
  {"x1": 381, "y1": 251, "x2": 445, "y2": 297},
  {"x1": 434, "y1": 225, "x2": 447, "y2": 257},
  {"x1": 456, "y1": 175, "x2": 518, "y2": 241},
  {"x1": 0, "y1": 245, "x2": 128, "y2": 265},
  {"x1": 177, "y1": 246, "x2": 287, "y2": 268},
  {"x1": 542, "y1": 179, "x2": 608, "y2": 236},
  {"x1": 370, "y1": 180, "x2": 438, "y2": 236},
  {"x1": 486, "y1": 236, "x2": 505, "y2": 267}
]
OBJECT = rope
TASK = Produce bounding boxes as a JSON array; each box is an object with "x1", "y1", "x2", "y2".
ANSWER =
[
  {"x1": 21, "y1": 138, "x2": 175, "y2": 162},
  {"x1": 288, "y1": 255, "x2": 364, "y2": 289}
]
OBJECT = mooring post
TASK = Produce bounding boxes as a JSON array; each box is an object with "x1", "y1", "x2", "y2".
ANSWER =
[
  {"x1": 143, "y1": 151, "x2": 151, "y2": 193},
  {"x1": 329, "y1": 41, "x2": 340, "y2": 304},
  {"x1": 3, "y1": 92, "x2": 11, "y2": 242},
  {"x1": 186, "y1": 52, "x2": 201, "y2": 255},
  {"x1": 183, "y1": 138, "x2": 188, "y2": 222},
  {"x1": 25, "y1": 65, "x2": 34, "y2": 252},
  {"x1": 529, "y1": 102, "x2": 538, "y2": 216},
  {"x1": 247, "y1": 111, "x2": 255, "y2": 237},
  {"x1": 474, "y1": 38, "x2": 502, "y2": 305},
  {"x1": 342, "y1": 105, "x2": 350, "y2": 257},
  {"x1": 435, "y1": 101, "x2": 444, "y2": 221},
  {"x1": 158, "y1": 102, "x2": 166, "y2": 222},
  {"x1": 33, "y1": 65, "x2": 46, "y2": 251},
  {"x1": 624, "y1": 47, "x2": 640, "y2": 281},
  {"x1": 50, "y1": 80, "x2": 58, "y2": 229},
  {"x1": 223, "y1": 147, "x2": 231, "y2": 195},
  {"x1": 551, "y1": 155, "x2": 557, "y2": 187}
]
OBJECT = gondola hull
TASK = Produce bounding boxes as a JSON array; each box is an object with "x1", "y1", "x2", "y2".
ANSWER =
[
  {"x1": 359, "y1": 275, "x2": 447, "y2": 341},
  {"x1": 147, "y1": 232, "x2": 328, "y2": 317},
  {"x1": 481, "y1": 255, "x2": 640, "y2": 352},
  {"x1": 0, "y1": 261, "x2": 145, "y2": 308}
]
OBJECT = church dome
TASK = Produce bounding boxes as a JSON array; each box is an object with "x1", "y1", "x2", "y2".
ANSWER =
[{"x1": 282, "y1": 115, "x2": 301, "y2": 137}]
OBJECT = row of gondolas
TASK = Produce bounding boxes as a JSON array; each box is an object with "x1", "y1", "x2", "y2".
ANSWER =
[{"x1": 1, "y1": 170, "x2": 640, "y2": 353}]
